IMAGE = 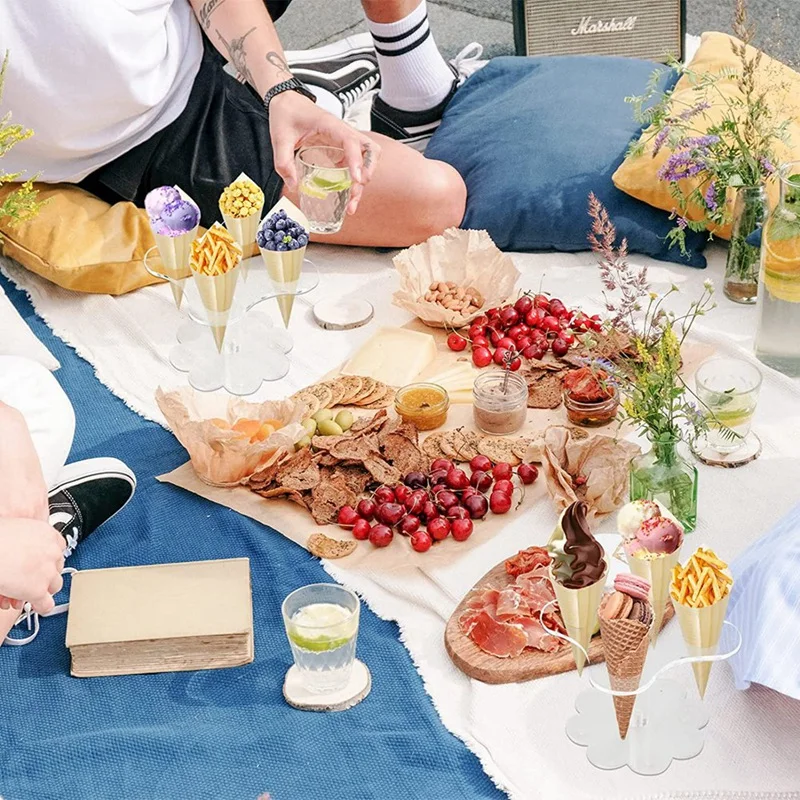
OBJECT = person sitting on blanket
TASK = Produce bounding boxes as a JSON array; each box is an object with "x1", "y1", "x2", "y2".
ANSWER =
[
  {"x1": 0, "y1": 356, "x2": 136, "y2": 643},
  {"x1": 0, "y1": 0, "x2": 471, "y2": 248}
]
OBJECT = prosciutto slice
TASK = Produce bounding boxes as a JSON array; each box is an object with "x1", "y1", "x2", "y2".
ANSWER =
[
  {"x1": 466, "y1": 610, "x2": 528, "y2": 658},
  {"x1": 496, "y1": 586, "x2": 531, "y2": 619}
]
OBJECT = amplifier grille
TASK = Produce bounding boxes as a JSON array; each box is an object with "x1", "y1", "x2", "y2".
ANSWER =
[{"x1": 522, "y1": 0, "x2": 682, "y2": 63}]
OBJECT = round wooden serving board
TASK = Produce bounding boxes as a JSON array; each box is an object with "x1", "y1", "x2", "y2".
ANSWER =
[{"x1": 445, "y1": 561, "x2": 675, "y2": 684}]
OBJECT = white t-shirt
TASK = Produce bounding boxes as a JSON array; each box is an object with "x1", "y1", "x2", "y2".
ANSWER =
[{"x1": 0, "y1": 0, "x2": 203, "y2": 183}]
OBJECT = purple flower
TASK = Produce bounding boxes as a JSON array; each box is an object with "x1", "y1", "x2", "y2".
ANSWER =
[
  {"x1": 759, "y1": 156, "x2": 776, "y2": 175},
  {"x1": 678, "y1": 101, "x2": 710, "y2": 120},
  {"x1": 681, "y1": 135, "x2": 721, "y2": 151},
  {"x1": 704, "y1": 181, "x2": 718, "y2": 212},
  {"x1": 653, "y1": 127, "x2": 670, "y2": 156},
  {"x1": 658, "y1": 150, "x2": 706, "y2": 182},
  {"x1": 677, "y1": 216, "x2": 688, "y2": 230}
]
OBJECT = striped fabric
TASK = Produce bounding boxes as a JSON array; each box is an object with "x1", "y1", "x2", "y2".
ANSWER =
[{"x1": 723, "y1": 500, "x2": 800, "y2": 699}]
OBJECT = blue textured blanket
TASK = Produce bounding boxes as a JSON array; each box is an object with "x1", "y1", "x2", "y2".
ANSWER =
[{"x1": 0, "y1": 275, "x2": 502, "y2": 800}]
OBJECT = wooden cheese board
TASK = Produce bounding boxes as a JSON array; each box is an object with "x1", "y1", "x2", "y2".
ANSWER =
[{"x1": 445, "y1": 560, "x2": 675, "y2": 684}]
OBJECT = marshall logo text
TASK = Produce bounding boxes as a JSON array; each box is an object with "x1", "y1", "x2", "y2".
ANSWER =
[{"x1": 571, "y1": 15, "x2": 638, "y2": 36}]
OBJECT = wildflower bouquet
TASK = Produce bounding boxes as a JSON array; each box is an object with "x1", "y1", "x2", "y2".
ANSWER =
[
  {"x1": 626, "y1": 0, "x2": 789, "y2": 261},
  {"x1": 0, "y1": 52, "x2": 40, "y2": 231}
]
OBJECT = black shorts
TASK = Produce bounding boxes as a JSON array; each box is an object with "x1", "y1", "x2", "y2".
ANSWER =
[{"x1": 80, "y1": 1, "x2": 294, "y2": 227}]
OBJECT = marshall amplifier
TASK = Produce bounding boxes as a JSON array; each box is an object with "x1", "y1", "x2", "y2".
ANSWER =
[{"x1": 512, "y1": 0, "x2": 685, "y2": 63}]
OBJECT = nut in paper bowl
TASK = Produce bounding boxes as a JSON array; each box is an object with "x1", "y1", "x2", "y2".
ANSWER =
[
  {"x1": 156, "y1": 387, "x2": 307, "y2": 487},
  {"x1": 392, "y1": 227, "x2": 520, "y2": 328}
]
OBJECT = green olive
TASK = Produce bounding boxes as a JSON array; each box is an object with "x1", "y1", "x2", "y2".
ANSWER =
[
  {"x1": 301, "y1": 418, "x2": 317, "y2": 436},
  {"x1": 317, "y1": 419, "x2": 344, "y2": 437},
  {"x1": 313, "y1": 408, "x2": 334, "y2": 423},
  {"x1": 296, "y1": 435, "x2": 312, "y2": 450},
  {"x1": 334, "y1": 410, "x2": 354, "y2": 431}
]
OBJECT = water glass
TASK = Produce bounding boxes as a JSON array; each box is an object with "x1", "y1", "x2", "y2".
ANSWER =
[
  {"x1": 296, "y1": 146, "x2": 352, "y2": 234},
  {"x1": 695, "y1": 357, "x2": 762, "y2": 454},
  {"x1": 282, "y1": 583, "x2": 360, "y2": 694}
]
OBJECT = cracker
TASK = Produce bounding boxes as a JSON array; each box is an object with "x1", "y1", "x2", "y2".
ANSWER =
[
  {"x1": 348, "y1": 377, "x2": 377, "y2": 405},
  {"x1": 292, "y1": 388, "x2": 321, "y2": 417},
  {"x1": 511, "y1": 437, "x2": 533, "y2": 460},
  {"x1": 477, "y1": 436, "x2": 521, "y2": 466},
  {"x1": 309, "y1": 476, "x2": 357, "y2": 525},
  {"x1": 275, "y1": 447, "x2": 320, "y2": 492},
  {"x1": 363, "y1": 454, "x2": 402, "y2": 485},
  {"x1": 360, "y1": 387, "x2": 395, "y2": 409},
  {"x1": 567, "y1": 426, "x2": 589, "y2": 440},
  {"x1": 335, "y1": 375, "x2": 363, "y2": 405},
  {"x1": 308, "y1": 382, "x2": 334, "y2": 410},
  {"x1": 321, "y1": 379, "x2": 347, "y2": 407},
  {"x1": 307, "y1": 533, "x2": 357, "y2": 560},
  {"x1": 382, "y1": 431, "x2": 427, "y2": 475},
  {"x1": 421, "y1": 431, "x2": 447, "y2": 462},
  {"x1": 328, "y1": 464, "x2": 372, "y2": 496},
  {"x1": 355, "y1": 381, "x2": 389, "y2": 407},
  {"x1": 440, "y1": 428, "x2": 481, "y2": 462},
  {"x1": 526, "y1": 372, "x2": 564, "y2": 409}
]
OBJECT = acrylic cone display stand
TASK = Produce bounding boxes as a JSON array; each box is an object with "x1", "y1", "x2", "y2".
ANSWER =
[
  {"x1": 539, "y1": 599, "x2": 742, "y2": 776},
  {"x1": 144, "y1": 248, "x2": 319, "y2": 396}
]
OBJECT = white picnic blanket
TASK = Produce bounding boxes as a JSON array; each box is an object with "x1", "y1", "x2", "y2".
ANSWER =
[{"x1": 4, "y1": 239, "x2": 800, "y2": 800}]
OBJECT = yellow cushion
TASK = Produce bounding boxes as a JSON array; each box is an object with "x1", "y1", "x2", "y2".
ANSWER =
[
  {"x1": 613, "y1": 31, "x2": 800, "y2": 240},
  {"x1": 0, "y1": 183, "x2": 164, "y2": 295}
]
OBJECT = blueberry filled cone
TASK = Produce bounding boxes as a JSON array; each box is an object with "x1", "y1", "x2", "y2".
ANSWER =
[
  {"x1": 189, "y1": 223, "x2": 242, "y2": 352},
  {"x1": 219, "y1": 173, "x2": 265, "y2": 272},
  {"x1": 145, "y1": 185, "x2": 201, "y2": 310},
  {"x1": 598, "y1": 574, "x2": 653, "y2": 739},
  {"x1": 618, "y1": 500, "x2": 685, "y2": 646},
  {"x1": 257, "y1": 210, "x2": 309, "y2": 328},
  {"x1": 547, "y1": 501, "x2": 608, "y2": 675}
]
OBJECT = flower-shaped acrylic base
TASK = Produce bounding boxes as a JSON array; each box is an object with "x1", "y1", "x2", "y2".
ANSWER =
[{"x1": 566, "y1": 678, "x2": 708, "y2": 775}]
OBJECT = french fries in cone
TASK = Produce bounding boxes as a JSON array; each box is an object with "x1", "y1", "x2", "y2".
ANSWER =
[
  {"x1": 220, "y1": 172, "x2": 265, "y2": 266},
  {"x1": 627, "y1": 549, "x2": 681, "y2": 646},
  {"x1": 670, "y1": 547, "x2": 734, "y2": 698},
  {"x1": 189, "y1": 223, "x2": 243, "y2": 352}
]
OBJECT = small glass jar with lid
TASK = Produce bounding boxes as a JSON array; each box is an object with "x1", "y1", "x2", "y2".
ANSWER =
[
  {"x1": 472, "y1": 370, "x2": 527, "y2": 435},
  {"x1": 394, "y1": 383, "x2": 450, "y2": 430}
]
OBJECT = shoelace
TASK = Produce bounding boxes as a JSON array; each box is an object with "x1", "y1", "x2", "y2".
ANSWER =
[
  {"x1": 339, "y1": 72, "x2": 380, "y2": 110},
  {"x1": 3, "y1": 568, "x2": 76, "y2": 647},
  {"x1": 62, "y1": 524, "x2": 79, "y2": 559},
  {"x1": 450, "y1": 42, "x2": 487, "y2": 83}
]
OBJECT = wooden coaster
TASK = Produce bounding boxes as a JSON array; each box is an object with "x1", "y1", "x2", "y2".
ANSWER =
[
  {"x1": 692, "y1": 432, "x2": 762, "y2": 468},
  {"x1": 313, "y1": 299, "x2": 374, "y2": 330},
  {"x1": 283, "y1": 659, "x2": 371, "y2": 712}
]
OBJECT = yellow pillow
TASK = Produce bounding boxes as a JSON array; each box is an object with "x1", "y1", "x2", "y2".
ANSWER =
[
  {"x1": 0, "y1": 183, "x2": 165, "y2": 295},
  {"x1": 613, "y1": 31, "x2": 800, "y2": 240}
]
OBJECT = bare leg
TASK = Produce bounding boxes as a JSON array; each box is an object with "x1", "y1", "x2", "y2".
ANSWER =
[
  {"x1": 283, "y1": 132, "x2": 466, "y2": 247},
  {"x1": 360, "y1": 0, "x2": 421, "y2": 23}
]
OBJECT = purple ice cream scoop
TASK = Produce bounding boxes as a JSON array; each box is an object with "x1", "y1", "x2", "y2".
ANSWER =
[
  {"x1": 145, "y1": 187, "x2": 199, "y2": 237},
  {"x1": 145, "y1": 186, "x2": 181, "y2": 220},
  {"x1": 160, "y1": 199, "x2": 200, "y2": 235}
]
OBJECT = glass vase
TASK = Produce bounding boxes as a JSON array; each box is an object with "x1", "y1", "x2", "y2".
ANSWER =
[
  {"x1": 630, "y1": 437, "x2": 698, "y2": 533},
  {"x1": 724, "y1": 185, "x2": 767, "y2": 304},
  {"x1": 755, "y1": 161, "x2": 800, "y2": 377}
]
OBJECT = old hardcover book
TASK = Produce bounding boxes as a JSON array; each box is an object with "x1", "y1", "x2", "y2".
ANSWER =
[{"x1": 65, "y1": 558, "x2": 254, "y2": 677}]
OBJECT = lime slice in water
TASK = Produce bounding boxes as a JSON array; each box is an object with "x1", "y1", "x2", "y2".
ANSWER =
[
  {"x1": 302, "y1": 168, "x2": 352, "y2": 195},
  {"x1": 287, "y1": 602, "x2": 355, "y2": 651}
]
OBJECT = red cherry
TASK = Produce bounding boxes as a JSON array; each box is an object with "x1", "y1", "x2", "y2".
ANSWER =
[
  {"x1": 445, "y1": 468, "x2": 470, "y2": 490},
  {"x1": 356, "y1": 499, "x2": 376, "y2": 521},
  {"x1": 497, "y1": 336, "x2": 516, "y2": 351},
  {"x1": 369, "y1": 524, "x2": 394, "y2": 547},
  {"x1": 470, "y1": 455, "x2": 492, "y2": 472},
  {"x1": 516, "y1": 336, "x2": 532, "y2": 352},
  {"x1": 461, "y1": 486, "x2": 479, "y2": 501},
  {"x1": 489, "y1": 491, "x2": 512, "y2": 514},
  {"x1": 400, "y1": 514, "x2": 421, "y2": 535},
  {"x1": 561, "y1": 331, "x2": 576, "y2": 346},
  {"x1": 472, "y1": 335, "x2": 489, "y2": 348},
  {"x1": 352, "y1": 519, "x2": 372, "y2": 540},
  {"x1": 404, "y1": 492, "x2": 426, "y2": 515},
  {"x1": 429, "y1": 468, "x2": 449, "y2": 486},
  {"x1": 552, "y1": 337, "x2": 570, "y2": 357},
  {"x1": 493, "y1": 478, "x2": 515, "y2": 496},
  {"x1": 427, "y1": 517, "x2": 451, "y2": 540},
  {"x1": 468, "y1": 324, "x2": 486, "y2": 340},
  {"x1": 472, "y1": 347, "x2": 492, "y2": 368},
  {"x1": 492, "y1": 462, "x2": 513, "y2": 481},
  {"x1": 499, "y1": 307, "x2": 520, "y2": 328},
  {"x1": 493, "y1": 347, "x2": 510, "y2": 365},
  {"x1": 337, "y1": 505, "x2": 359, "y2": 527},
  {"x1": 410, "y1": 530, "x2": 433, "y2": 553},
  {"x1": 437, "y1": 490, "x2": 459, "y2": 510},
  {"x1": 533, "y1": 294, "x2": 551, "y2": 311},
  {"x1": 472, "y1": 314, "x2": 489, "y2": 326},
  {"x1": 470, "y1": 470, "x2": 493, "y2": 492},
  {"x1": 530, "y1": 327, "x2": 548, "y2": 343},
  {"x1": 393, "y1": 484, "x2": 411, "y2": 504},
  {"x1": 522, "y1": 344, "x2": 545, "y2": 360},
  {"x1": 489, "y1": 329, "x2": 503, "y2": 346},
  {"x1": 507, "y1": 325, "x2": 525, "y2": 341},
  {"x1": 430, "y1": 458, "x2": 453, "y2": 472},
  {"x1": 447, "y1": 505, "x2": 470, "y2": 520},
  {"x1": 514, "y1": 295, "x2": 533, "y2": 316},
  {"x1": 509, "y1": 357, "x2": 522, "y2": 372},
  {"x1": 464, "y1": 494, "x2": 489, "y2": 519},
  {"x1": 447, "y1": 333, "x2": 467, "y2": 352},
  {"x1": 486, "y1": 307, "x2": 500, "y2": 317},
  {"x1": 542, "y1": 315, "x2": 561, "y2": 333},
  {"x1": 549, "y1": 299, "x2": 567, "y2": 317},
  {"x1": 421, "y1": 500, "x2": 439, "y2": 521},
  {"x1": 590, "y1": 319, "x2": 603, "y2": 333},
  {"x1": 451, "y1": 518, "x2": 474, "y2": 542},
  {"x1": 374, "y1": 487, "x2": 396, "y2": 505},
  {"x1": 518, "y1": 463, "x2": 539, "y2": 485},
  {"x1": 378, "y1": 502, "x2": 405, "y2": 526}
]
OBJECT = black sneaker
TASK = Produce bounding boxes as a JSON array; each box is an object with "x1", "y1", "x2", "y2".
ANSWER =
[
  {"x1": 48, "y1": 458, "x2": 137, "y2": 558},
  {"x1": 369, "y1": 43, "x2": 486, "y2": 151},
  {"x1": 285, "y1": 33, "x2": 380, "y2": 114}
]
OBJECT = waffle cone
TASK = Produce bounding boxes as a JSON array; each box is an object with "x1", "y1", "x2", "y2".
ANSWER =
[
  {"x1": 260, "y1": 245, "x2": 305, "y2": 328},
  {"x1": 674, "y1": 594, "x2": 730, "y2": 698},
  {"x1": 191, "y1": 265, "x2": 241, "y2": 352},
  {"x1": 550, "y1": 566, "x2": 607, "y2": 676},
  {"x1": 153, "y1": 227, "x2": 198, "y2": 309},
  {"x1": 598, "y1": 616, "x2": 650, "y2": 739},
  {"x1": 627, "y1": 548, "x2": 681, "y2": 646}
]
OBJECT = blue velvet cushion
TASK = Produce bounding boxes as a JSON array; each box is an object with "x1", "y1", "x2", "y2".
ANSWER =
[{"x1": 426, "y1": 56, "x2": 708, "y2": 267}]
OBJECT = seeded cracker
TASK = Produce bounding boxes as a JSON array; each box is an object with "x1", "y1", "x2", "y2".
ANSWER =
[
  {"x1": 356, "y1": 381, "x2": 389, "y2": 407},
  {"x1": 336, "y1": 375, "x2": 364, "y2": 406},
  {"x1": 349, "y1": 377, "x2": 378, "y2": 405},
  {"x1": 309, "y1": 383, "x2": 334, "y2": 410},
  {"x1": 291, "y1": 388, "x2": 322, "y2": 417},
  {"x1": 511, "y1": 437, "x2": 534, "y2": 461},
  {"x1": 307, "y1": 533, "x2": 357, "y2": 559},
  {"x1": 526, "y1": 372, "x2": 565, "y2": 409},
  {"x1": 477, "y1": 436, "x2": 521, "y2": 466},
  {"x1": 321, "y1": 379, "x2": 347, "y2": 408},
  {"x1": 421, "y1": 432, "x2": 447, "y2": 462},
  {"x1": 440, "y1": 428, "x2": 481, "y2": 462},
  {"x1": 360, "y1": 387, "x2": 396, "y2": 409}
]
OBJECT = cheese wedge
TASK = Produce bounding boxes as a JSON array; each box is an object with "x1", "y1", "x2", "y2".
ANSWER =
[
  {"x1": 425, "y1": 363, "x2": 479, "y2": 393},
  {"x1": 342, "y1": 327, "x2": 437, "y2": 387}
]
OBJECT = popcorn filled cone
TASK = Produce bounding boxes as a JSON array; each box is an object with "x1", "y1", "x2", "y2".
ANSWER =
[
  {"x1": 219, "y1": 173, "x2": 265, "y2": 270},
  {"x1": 260, "y1": 246, "x2": 305, "y2": 328},
  {"x1": 674, "y1": 595, "x2": 730, "y2": 698},
  {"x1": 598, "y1": 616, "x2": 650, "y2": 739},
  {"x1": 550, "y1": 567, "x2": 607, "y2": 675},
  {"x1": 627, "y1": 549, "x2": 681, "y2": 646}
]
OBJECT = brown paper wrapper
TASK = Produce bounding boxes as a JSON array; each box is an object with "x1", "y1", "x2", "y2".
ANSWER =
[
  {"x1": 674, "y1": 593, "x2": 730, "y2": 698},
  {"x1": 627, "y1": 548, "x2": 681, "y2": 646},
  {"x1": 392, "y1": 228, "x2": 520, "y2": 328},
  {"x1": 155, "y1": 387, "x2": 307, "y2": 486},
  {"x1": 598, "y1": 615, "x2": 651, "y2": 739}
]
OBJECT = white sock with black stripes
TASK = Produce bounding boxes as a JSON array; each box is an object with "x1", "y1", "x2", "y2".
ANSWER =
[{"x1": 366, "y1": 1, "x2": 455, "y2": 112}]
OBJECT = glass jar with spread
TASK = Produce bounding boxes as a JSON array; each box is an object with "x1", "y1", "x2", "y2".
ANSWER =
[
  {"x1": 472, "y1": 371, "x2": 527, "y2": 435},
  {"x1": 394, "y1": 383, "x2": 450, "y2": 430},
  {"x1": 562, "y1": 367, "x2": 620, "y2": 427}
]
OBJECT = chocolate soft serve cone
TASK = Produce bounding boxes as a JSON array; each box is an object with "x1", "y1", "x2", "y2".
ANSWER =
[
  {"x1": 145, "y1": 186, "x2": 200, "y2": 309},
  {"x1": 547, "y1": 501, "x2": 607, "y2": 675}
]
